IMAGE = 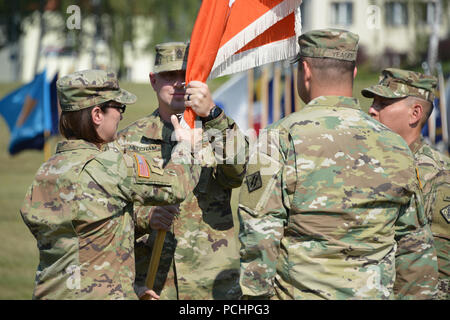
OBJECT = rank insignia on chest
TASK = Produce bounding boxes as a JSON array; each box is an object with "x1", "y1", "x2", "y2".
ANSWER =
[
  {"x1": 246, "y1": 171, "x2": 262, "y2": 193},
  {"x1": 440, "y1": 205, "x2": 450, "y2": 224},
  {"x1": 134, "y1": 153, "x2": 150, "y2": 178}
]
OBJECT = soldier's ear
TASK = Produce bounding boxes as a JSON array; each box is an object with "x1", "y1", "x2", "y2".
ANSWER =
[
  {"x1": 302, "y1": 60, "x2": 311, "y2": 79},
  {"x1": 91, "y1": 106, "x2": 104, "y2": 126},
  {"x1": 409, "y1": 103, "x2": 423, "y2": 127},
  {"x1": 353, "y1": 66, "x2": 358, "y2": 80},
  {"x1": 149, "y1": 72, "x2": 157, "y2": 89}
]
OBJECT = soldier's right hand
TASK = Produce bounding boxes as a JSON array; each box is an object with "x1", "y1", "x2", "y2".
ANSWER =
[
  {"x1": 136, "y1": 285, "x2": 160, "y2": 301},
  {"x1": 149, "y1": 205, "x2": 179, "y2": 231}
]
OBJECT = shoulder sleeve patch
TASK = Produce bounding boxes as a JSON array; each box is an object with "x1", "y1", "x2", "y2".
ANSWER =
[
  {"x1": 134, "y1": 153, "x2": 150, "y2": 178},
  {"x1": 246, "y1": 171, "x2": 262, "y2": 193},
  {"x1": 440, "y1": 205, "x2": 450, "y2": 224}
]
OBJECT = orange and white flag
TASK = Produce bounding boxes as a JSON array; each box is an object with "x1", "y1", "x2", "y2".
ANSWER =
[{"x1": 184, "y1": 0, "x2": 302, "y2": 128}]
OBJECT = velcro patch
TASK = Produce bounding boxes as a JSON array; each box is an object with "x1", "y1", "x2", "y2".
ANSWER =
[
  {"x1": 246, "y1": 171, "x2": 262, "y2": 193},
  {"x1": 134, "y1": 153, "x2": 150, "y2": 178},
  {"x1": 440, "y1": 205, "x2": 450, "y2": 224}
]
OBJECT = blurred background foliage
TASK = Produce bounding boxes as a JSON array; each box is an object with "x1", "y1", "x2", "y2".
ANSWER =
[{"x1": 0, "y1": 0, "x2": 202, "y2": 77}]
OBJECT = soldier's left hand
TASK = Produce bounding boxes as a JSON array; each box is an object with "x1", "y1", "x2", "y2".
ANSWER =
[{"x1": 184, "y1": 81, "x2": 215, "y2": 117}]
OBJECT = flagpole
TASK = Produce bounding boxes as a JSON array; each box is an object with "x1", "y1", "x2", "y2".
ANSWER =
[
  {"x1": 274, "y1": 63, "x2": 281, "y2": 122},
  {"x1": 428, "y1": 108, "x2": 436, "y2": 145},
  {"x1": 293, "y1": 65, "x2": 301, "y2": 111},
  {"x1": 142, "y1": 229, "x2": 166, "y2": 299},
  {"x1": 248, "y1": 69, "x2": 254, "y2": 131},
  {"x1": 437, "y1": 63, "x2": 448, "y2": 151},
  {"x1": 284, "y1": 65, "x2": 292, "y2": 117},
  {"x1": 261, "y1": 66, "x2": 269, "y2": 129},
  {"x1": 43, "y1": 130, "x2": 51, "y2": 161}
]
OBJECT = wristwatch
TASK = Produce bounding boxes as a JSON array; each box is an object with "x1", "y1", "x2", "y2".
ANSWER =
[{"x1": 200, "y1": 105, "x2": 222, "y2": 123}]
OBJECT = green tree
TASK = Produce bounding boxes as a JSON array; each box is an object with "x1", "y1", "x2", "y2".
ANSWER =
[
  {"x1": 144, "y1": 0, "x2": 201, "y2": 46},
  {"x1": 0, "y1": 0, "x2": 202, "y2": 79}
]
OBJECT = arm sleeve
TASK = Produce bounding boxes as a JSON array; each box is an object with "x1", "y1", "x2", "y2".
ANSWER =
[
  {"x1": 204, "y1": 111, "x2": 249, "y2": 189},
  {"x1": 133, "y1": 205, "x2": 153, "y2": 237},
  {"x1": 87, "y1": 142, "x2": 201, "y2": 208},
  {"x1": 394, "y1": 181, "x2": 439, "y2": 299},
  {"x1": 238, "y1": 128, "x2": 296, "y2": 298}
]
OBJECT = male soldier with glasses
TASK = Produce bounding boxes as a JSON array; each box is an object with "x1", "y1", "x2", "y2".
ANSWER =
[{"x1": 118, "y1": 42, "x2": 248, "y2": 300}]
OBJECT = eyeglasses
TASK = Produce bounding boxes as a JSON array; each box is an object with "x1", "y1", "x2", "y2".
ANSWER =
[
  {"x1": 101, "y1": 103, "x2": 126, "y2": 114},
  {"x1": 112, "y1": 104, "x2": 126, "y2": 114}
]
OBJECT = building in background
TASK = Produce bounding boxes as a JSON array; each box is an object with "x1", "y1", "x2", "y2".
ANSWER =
[
  {"x1": 0, "y1": 8, "x2": 155, "y2": 83},
  {"x1": 301, "y1": 0, "x2": 450, "y2": 67},
  {"x1": 0, "y1": 1, "x2": 450, "y2": 83}
]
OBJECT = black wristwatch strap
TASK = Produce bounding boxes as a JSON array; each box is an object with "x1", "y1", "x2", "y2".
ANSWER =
[{"x1": 200, "y1": 105, "x2": 222, "y2": 122}]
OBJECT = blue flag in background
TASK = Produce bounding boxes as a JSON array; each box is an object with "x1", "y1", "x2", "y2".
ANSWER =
[{"x1": 0, "y1": 69, "x2": 58, "y2": 155}]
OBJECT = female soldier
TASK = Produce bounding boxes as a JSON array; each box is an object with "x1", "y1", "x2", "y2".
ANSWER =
[{"x1": 20, "y1": 70, "x2": 200, "y2": 300}]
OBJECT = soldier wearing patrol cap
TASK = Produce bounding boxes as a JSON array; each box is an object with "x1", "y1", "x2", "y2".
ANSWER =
[
  {"x1": 20, "y1": 69, "x2": 201, "y2": 299},
  {"x1": 238, "y1": 29, "x2": 438, "y2": 300},
  {"x1": 117, "y1": 42, "x2": 248, "y2": 300},
  {"x1": 363, "y1": 68, "x2": 449, "y2": 300}
]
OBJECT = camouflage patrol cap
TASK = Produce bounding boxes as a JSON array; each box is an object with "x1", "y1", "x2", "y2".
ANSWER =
[
  {"x1": 293, "y1": 28, "x2": 359, "y2": 63},
  {"x1": 154, "y1": 42, "x2": 189, "y2": 73},
  {"x1": 362, "y1": 68, "x2": 437, "y2": 102},
  {"x1": 57, "y1": 70, "x2": 137, "y2": 112}
]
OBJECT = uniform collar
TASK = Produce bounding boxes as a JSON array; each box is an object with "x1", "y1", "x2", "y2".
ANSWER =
[
  {"x1": 56, "y1": 140, "x2": 100, "y2": 153},
  {"x1": 141, "y1": 109, "x2": 175, "y2": 141},
  {"x1": 306, "y1": 95, "x2": 361, "y2": 111},
  {"x1": 409, "y1": 136, "x2": 425, "y2": 154}
]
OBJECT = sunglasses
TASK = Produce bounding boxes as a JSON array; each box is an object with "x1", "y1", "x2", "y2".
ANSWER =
[
  {"x1": 159, "y1": 71, "x2": 186, "y2": 84},
  {"x1": 101, "y1": 103, "x2": 126, "y2": 114}
]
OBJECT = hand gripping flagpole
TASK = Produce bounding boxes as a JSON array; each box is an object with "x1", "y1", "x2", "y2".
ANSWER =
[
  {"x1": 143, "y1": 0, "x2": 231, "y2": 299},
  {"x1": 143, "y1": 0, "x2": 303, "y2": 298}
]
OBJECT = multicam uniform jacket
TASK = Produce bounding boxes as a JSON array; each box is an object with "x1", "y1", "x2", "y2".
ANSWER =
[
  {"x1": 117, "y1": 109, "x2": 248, "y2": 299},
  {"x1": 20, "y1": 139, "x2": 200, "y2": 300},
  {"x1": 411, "y1": 136, "x2": 450, "y2": 300},
  {"x1": 238, "y1": 96, "x2": 438, "y2": 300}
]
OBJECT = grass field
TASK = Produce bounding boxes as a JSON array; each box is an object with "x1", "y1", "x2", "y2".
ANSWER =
[{"x1": 0, "y1": 71, "x2": 378, "y2": 300}]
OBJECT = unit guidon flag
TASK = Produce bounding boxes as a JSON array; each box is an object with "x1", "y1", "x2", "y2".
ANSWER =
[{"x1": 184, "y1": 0, "x2": 303, "y2": 128}]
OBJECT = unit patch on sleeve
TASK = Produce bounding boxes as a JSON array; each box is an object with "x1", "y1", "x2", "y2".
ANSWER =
[
  {"x1": 134, "y1": 153, "x2": 150, "y2": 178},
  {"x1": 440, "y1": 205, "x2": 450, "y2": 224},
  {"x1": 246, "y1": 171, "x2": 263, "y2": 193}
]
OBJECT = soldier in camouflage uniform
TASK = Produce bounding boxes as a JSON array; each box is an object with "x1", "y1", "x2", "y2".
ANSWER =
[
  {"x1": 238, "y1": 29, "x2": 438, "y2": 300},
  {"x1": 20, "y1": 70, "x2": 201, "y2": 299},
  {"x1": 117, "y1": 42, "x2": 248, "y2": 299},
  {"x1": 363, "y1": 68, "x2": 449, "y2": 300}
]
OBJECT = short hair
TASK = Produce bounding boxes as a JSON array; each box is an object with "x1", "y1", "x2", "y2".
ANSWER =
[
  {"x1": 59, "y1": 106, "x2": 104, "y2": 143},
  {"x1": 301, "y1": 56, "x2": 356, "y2": 83}
]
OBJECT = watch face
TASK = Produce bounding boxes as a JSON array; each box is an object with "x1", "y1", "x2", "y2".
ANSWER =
[
  {"x1": 202, "y1": 106, "x2": 221, "y2": 122},
  {"x1": 212, "y1": 106, "x2": 221, "y2": 118}
]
